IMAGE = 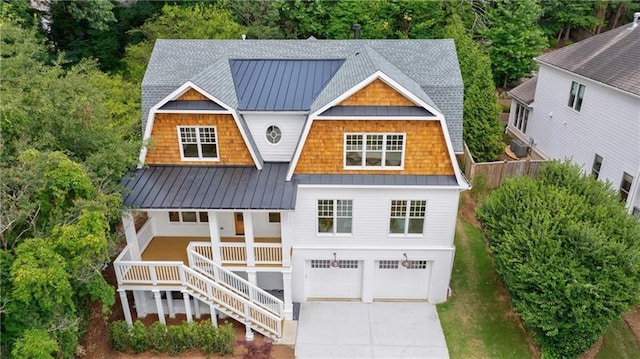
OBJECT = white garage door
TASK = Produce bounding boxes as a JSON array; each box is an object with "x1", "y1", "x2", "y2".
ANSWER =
[
  {"x1": 373, "y1": 260, "x2": 432, "y2": 300},
  {"x1": 306, "y1": 259, "x2": 362, "y2": 299}
]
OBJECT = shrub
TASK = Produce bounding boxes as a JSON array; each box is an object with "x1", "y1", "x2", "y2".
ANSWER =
[
  {"x1": 12, "y1": 329, "x2": 58, "y2": 359},
  {"x1": 109, "y1": 321, "x2": 130, "y2": 351},
  {"x1": 147, "y1": 322, "x2": 169, "y2": 353},
  {"x1": 477, "y1": 161, "x2": 640, "y2": 358},
  {"x1": 129, "y1": 321, "x2": 147, "y2": 353}
]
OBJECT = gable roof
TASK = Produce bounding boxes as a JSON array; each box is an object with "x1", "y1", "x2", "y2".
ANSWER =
[
  {"x1": 229, "y1": 59, "x2": 344, "y2": 111},
  {"x1": 508, "y1": 76, "x2": 538, "y2": 105},
  {"x1": 142, "y1": 39, "x2": 464, "y2": 152},
  {"x1": 536, "y1": 23, "x2": 640, "y2": 96}
]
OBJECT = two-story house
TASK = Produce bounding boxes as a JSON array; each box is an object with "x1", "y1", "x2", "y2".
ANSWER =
[
  {"x1": 507, "y1": 17, "x2": 640, "y2": 217},
  {"x1": 115, "y1": 39, "x2": 468, "y2": 340}
]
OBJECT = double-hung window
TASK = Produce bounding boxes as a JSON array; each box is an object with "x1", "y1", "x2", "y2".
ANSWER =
[
  {"x1": 345, "y1": 133, "x2": 404, "y2": 169},
  {"x1": 567, "y1": 81, "x2": 586, "y2": 112},
  {"x1": 389, "y1": 200, "x2": 426, "y2": 234},
  {"x1": 178, "y1": 126, "x2": 219, "y2": 160},
  {"x1": 317, "y1": 199, "x2": 352, "y2": 234},
  {"x1": 620, "y1": 172, "x2": 633, "y2": 202}
]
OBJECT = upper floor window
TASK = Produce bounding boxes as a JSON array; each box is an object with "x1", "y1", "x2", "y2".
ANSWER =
[
  {"x1": 567, "y1": 81, "x2": 586, "y2": 112},
  {"x1": 591, "y1": 154, "x2": 603, "y2": 179},
  {"x1": 317, "y1": 199, "x2": 352, "y2": 234},
  {"x1": 169, "y1": 211, "x2": 209, "y2": 223},
  {"x1": 178, "y1": 126, "x2": 218, "y2": 160},
  {"x1": 620, "y1": 172, "x2": 633, "y2": 202},
  {"x1": 514, "y1": 103, "x2": 529, "y2": 133},
  {"x1": 345, "y1": 133, "x2": 404, "y2": 169},
  {"x1": 389, "y1": 200, "x2": 426, "y2": 234},
  {"x1": 265, "y1": 125, "x2": 282, "y2": 144}
]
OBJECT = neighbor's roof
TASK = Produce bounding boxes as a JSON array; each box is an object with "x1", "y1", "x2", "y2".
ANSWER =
[
  {"x1": 536, "y1": 23, "x2": 640, "y2": 96},
  {"x1": 121, "y1": 163, "x2": 297, "y2": 210},
  {"x1": 141, "y1": 39, "x2": 464, "y2": 152},
  {"x1": 508, "y1": 76, "x2": 538, "y2": 105}
]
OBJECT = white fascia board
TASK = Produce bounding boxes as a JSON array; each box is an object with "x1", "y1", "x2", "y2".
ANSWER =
[
  {"x1": 139, "y1": 208, "x2": 295, "y2": 212},
  {"x1": 292, "y1": 244, "x2": 455, "y2": 251},
  {"x1": 238, "y1": 111, "x2": 309, "y2": 115},
  {"x1": 154, "y1": 110, "x2": 231, "y2": 114},
  {"x1": 138, "y1": 81, "x2": 262, "y2": 170},
  {"x1": 287, "y1": 71, "x2": 447, "y2": 180},
  {"x1": 438, "y1": 111, "x2": 470, "y2": 190},
  {"x1": 297, "y1": 184, "x2": 466, "y2": 190},
  {"x1": 534, "y1": 60, "x2": 640, "y2": 100},
  {"x1": 315, "y1": 115, "x2": 439, "y2": 121}
]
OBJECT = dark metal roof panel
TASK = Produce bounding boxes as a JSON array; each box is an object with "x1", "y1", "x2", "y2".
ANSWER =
[
  {"x1": 159, "y1": 100, "x2": 225, "y2": 111},
  {"x1": 294, "y1": 174, "x2": 458, "y2": 186},
  {"x1": 229, "y1": 59, "x2": 345, "y2": 111},
  {"x1": 121, "y1": 163, "x2": 297, "y2": 210},
  {"x1": 319, "y1": 106, "x2": 434, "y2": 117}
]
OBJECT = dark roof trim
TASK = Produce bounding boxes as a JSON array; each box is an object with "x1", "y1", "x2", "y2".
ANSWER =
[
  {"x1": 294, "y1": 174, "x2": 458, "y2": 186},
  {"x1": 318, "y1": 105, "x2": 434, "y2": 117},
  {"x1": 159, "y1": 100, "x2": 226, "y2": 111},
  {"x1": 121, "y1": 163, "x2": 297, "y2": 210}
]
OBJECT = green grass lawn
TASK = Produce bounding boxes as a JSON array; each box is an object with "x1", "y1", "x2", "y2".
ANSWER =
[
  {"x1": 595, "y1": 318, "x2": 640, "y2": 359},
  {"x1": 437, "y1": 218, "x2": 533, "y2": 358}
]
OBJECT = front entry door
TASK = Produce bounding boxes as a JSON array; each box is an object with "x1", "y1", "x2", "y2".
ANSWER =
[{"x1": 234, "y1": 212, "x2": 245, "y2": 235}]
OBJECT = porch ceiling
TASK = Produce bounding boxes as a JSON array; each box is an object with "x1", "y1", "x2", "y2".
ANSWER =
[{"x1": 121, "y1": 163, "x2": 297, "y2": 210}]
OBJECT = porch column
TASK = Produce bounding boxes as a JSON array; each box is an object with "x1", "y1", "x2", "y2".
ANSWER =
[
  {"x1": 362, "y1": 259, "x2": 374, "y2": 303},
  {"x1": 166, "y1": 290, "x2": 175, "y2": 318},
  {"x1": 243, "y1": 211, "x2": 255, "y2": 266},
  {"x1": 280, "y1": 212, "x2": 292, "y2": 267},
  {"x1": 118, "y1": 289, "x2": 133, "y2": 325},
  {"x1": 282, "y1": 271, "x2": 293, "y2": 320},
  {"x1": 207, "y1": 211, "x2": 222, "y2": 264},
  {"x1": 182, "y1": 291, "x2": 193, "y2": 323},
  {"x1": 209, "y1": 305, "x2": 218, "y2": 327},
  {"x1": 133, "y1": 290, "x2": 146, "y2": 318},
  {"x1": 194, "y1": 297, "x2": 201, "y2": 319},
  {"x1": 122, "y1": 212, "x2": 141, "y2": 260},
  {"x1": 153, "y1": 290, "x2": 166, "y2": 324},
  {"x1": 247, "y1": 271, "x2": 257, "y2": 286}
]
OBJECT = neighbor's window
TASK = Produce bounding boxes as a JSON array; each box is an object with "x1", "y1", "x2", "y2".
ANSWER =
[
  {"x1": 389, "y1": 200, "x2": 426, "y2": 234},
  {"x1": 591, "y1": 154, "x2": 603, "y2": 179},
  {"x1": 178, "y1": 126, "x2": 218, "y2": 160},
  {"x1": 514, "y1": 103, "x2": 529, "y2": 133},
  {"x1": 268, "y1": 212, "x2": 281, "y2": 223},
  {"x1": 168, "y1": 211, "x2": 209, "y2": 224},
  {"x1": 317, "y1": 199, "x2": 352, "y2": 234},
  {"x1": 567, "y1": 81, "x2": 586, "y2": 112},
  {"x1": 345, "y1": 133, "x2": 404, "y2": 168},
  {"x1": 620, "y1": 172, "x2": 633, "y2": 202}
]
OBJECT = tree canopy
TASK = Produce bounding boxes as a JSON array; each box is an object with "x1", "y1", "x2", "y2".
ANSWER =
[{"x1": 477, "y1": 162, "x2": 640, "y2": 358}]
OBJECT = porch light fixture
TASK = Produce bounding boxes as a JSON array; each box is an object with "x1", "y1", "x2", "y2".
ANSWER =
[
  {"x1": 330, "y1": 252, "x2": 340, "y2": 268},
  {"x1": 401, "y1": 253, "x2": 411, "y2": 268}
]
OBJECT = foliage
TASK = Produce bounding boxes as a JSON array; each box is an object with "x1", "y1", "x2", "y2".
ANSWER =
[
  {"x1": 444, "y1": 14, "x2": 503, "y2": 162},
  {"x1": 539, "y1": 1, "x2": 602, "y2": 43},
  {"x1": 11, "y1": 329, "x2": 59, "y2": 359},
  {"x1": 477, "y1": 161, "x2": 640, "y2": 358},
  {"x1": 109, "y1": 320, "x2": 235, "y2": 355},
  {"x1": 122, "y1": 3, "x2": 246, "y2": 83},
  {"x1": 484, "y1": 0, "x2": 548, "y2": 87}
]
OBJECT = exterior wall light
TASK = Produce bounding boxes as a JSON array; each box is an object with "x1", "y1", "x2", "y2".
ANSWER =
[
  {"x1": 401, "y1": 253, "x2": 411, "y2": 268},
  {"x1": 330, "y1": 252, "x2": 340, "y2": 268}
]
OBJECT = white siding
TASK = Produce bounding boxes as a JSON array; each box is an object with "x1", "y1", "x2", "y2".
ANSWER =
[
  {"x1": 512, "y1": 65, "x2": 640, "y2": 204},
  {"x1": 147, "y1": 211, "x2": 282, "y2": 238},
  {"x1": 243, "y1": 113, "x2": 306, "y2": 162}
]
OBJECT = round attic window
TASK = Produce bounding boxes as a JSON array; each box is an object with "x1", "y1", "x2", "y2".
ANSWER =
[{"x1": 266, "y1": 125, "x2": 282, "y2": 144}]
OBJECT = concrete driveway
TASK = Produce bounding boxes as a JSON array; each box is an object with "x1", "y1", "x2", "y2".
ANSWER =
[{"x1": 295, "y1": 302, "x2": 449, "y2": 359}]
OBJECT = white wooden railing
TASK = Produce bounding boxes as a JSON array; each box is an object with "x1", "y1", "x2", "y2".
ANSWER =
[
  {"x1": 187, "y1": 244, "x2": 283, "y2": 316},
  {"x1": 113, "y1": 256, "x2": 282, "y2": 338},
  {"x1": 136, "y1": 218, "x2": 154, "y2": 254},
  {"x1": 190, "y1": 241, "x2": 282, "y2": 265}
]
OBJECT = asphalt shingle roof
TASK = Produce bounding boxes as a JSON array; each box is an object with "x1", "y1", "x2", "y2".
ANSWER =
[
  {"x1": 142, "y1": 39, "x2": 464, "y2": 152},
  {"x1": 508, "y1": 76, "x2": 538, "y2": 105},
  {"x1": 536, "y1": 23, "x2": 640, "y2": 96}
]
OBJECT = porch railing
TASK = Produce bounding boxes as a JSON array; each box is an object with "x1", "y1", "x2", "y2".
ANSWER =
[
  {"x1": 190, "y1": 241, "x2": 282, "y2": 265},
  {"x1": 113, "y1": 255, "x2": 282, "y2": 338}
]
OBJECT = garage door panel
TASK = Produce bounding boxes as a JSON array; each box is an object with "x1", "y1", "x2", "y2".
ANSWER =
[
  {"x1": 374, "y1": 260, "x2": 431, "y2": 300},
  {"x1": 307, "y1": 260, "x2": 362, "y2": 299}
]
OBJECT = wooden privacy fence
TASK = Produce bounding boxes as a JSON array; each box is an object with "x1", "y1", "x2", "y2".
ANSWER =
[{"x1": 460, "y1": 143, "x2": 550, "y2": 188}]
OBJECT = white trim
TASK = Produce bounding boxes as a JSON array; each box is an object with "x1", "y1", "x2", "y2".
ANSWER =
[
  {"x1": 177, "y1": 126, "x2": 220, "y2": 161},
  {"x1": 298, "y1": 184, "x2": 465, "y2": 190},
  {"x1": 238, "y1": 111, "x2": 309, "y2": 115},
  {"x1": 155, "y1": 110, "x2": 231, "y2": 114},
  {"x1": 535, "y1": 60, "x2": 640, "y2": 100},
  {"x1": 134, "y1": 208, "x2": 296, "y2": 213},
  {"x1": 293, "y1": 244, "x2": 454, "y2": 251},
  {"x1": 316, "y1": 115, "x2": 439, "y2": 121},
  {"x1": 343, "y1": 133, "x2": 405, "y2": 170},
  {"x1": 138, "y1": 82, "x2": 262, "y2": 169}
]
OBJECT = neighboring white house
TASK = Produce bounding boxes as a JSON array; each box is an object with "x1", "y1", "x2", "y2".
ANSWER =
[
  {"x1": 507, "y1": 18, "x2": 640, "y2": 218},
  {"x1": 114, "y1": 39, "x2": 468, "y2": 340}
]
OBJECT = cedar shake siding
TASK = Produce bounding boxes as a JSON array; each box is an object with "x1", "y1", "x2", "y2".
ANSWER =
[
  {"x1": 145, "y1": 113, "x2": 254, "y2": 166},
  {"x1": 177, "y1": 88, "x2": 209, "y2": 101},
  {"x1": 340, "y1": 79, "x2": 416, "y2": 107},
  {"x1": 294, "y1": 120, "x2": 454, "y2": 175}
]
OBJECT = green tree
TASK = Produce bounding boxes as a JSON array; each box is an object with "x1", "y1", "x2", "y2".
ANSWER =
[
  {"x1": 444, "y1": 14, "x2": 503, "y2": 162},
  {"x1": 227, "y1": 0, "x2": 286, "y2": 39},
  {"x1": 484, "y1": 0, "x2": 548, "y2": 87},
  {"x1": 123, "y1": 3, "x2": 246, "y2": 83},
  {"x1": 477, "y1": 161, "x2": 640, "y2": 358},
  {"x1": 540, "y1": 0, "x2": 602, "y2": 45},
  {"x1": 11, "y1": 329, "x2": 59, "y2": 359}
]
